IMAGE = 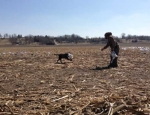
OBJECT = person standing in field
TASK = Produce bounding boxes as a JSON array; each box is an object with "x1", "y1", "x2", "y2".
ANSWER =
[{"x1": 101, "y1": 32, "x2": 119, "y2": 68}]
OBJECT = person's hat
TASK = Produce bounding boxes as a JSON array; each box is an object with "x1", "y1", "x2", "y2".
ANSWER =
[{"x1": 104, "y1": 32, "x2": 112, "y2": 38}]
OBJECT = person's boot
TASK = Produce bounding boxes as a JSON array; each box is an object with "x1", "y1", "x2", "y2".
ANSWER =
[
  {"x1": 108, "y1": 63, "x2": 113, "y2": 68},
  {"x1": 108, "y1": 56, "x2": 113, "y2": 68},
  {"x1": 112, "y1": 58, "x2": 118, "y2": 67}
]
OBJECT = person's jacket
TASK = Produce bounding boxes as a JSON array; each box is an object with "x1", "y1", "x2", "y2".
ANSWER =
[{"x1": 103, "y1": 36, "x2": 118, "y2": 51}]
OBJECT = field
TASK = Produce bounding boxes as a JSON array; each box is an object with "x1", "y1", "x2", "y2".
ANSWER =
[{"x1": 0, "y1": 44, "x2": 150, "y2": 115}]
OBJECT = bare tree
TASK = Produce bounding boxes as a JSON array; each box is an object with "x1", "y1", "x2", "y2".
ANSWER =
[
  {"x1": 9, "y1": 37, "x2": 18, "y2": 45},
  {"x1": 121, "y1": 33, "x2": 126, "y2": 39},
  {"x1": 4, "y1": 33, "x2": 9, "y2": 38},
  {"x1": 12, "y1": 34, "x2": 17, "y2": 38}
]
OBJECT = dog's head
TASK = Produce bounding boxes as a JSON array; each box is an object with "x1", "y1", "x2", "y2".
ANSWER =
[{"x1": 68, "y1": 53, "x2": 73, "y2": 61}]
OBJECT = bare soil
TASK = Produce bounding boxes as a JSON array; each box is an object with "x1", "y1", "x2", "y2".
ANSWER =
[{"x1": 0, "y1": 45, "x2": 150, "y2": 115}]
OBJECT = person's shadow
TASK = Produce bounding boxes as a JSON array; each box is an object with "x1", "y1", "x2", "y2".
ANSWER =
[{"x1": 91, "y1": 66, "x2": 111, "y2": 70}]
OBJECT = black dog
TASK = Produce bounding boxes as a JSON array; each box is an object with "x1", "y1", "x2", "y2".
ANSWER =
[{"x1": 54, "y1": 53, "x2": 73, "y2": 63}]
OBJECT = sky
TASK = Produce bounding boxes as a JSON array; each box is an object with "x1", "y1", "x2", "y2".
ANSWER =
[{"x1": 0, "y1": 0, "x2": 150, "y2": 38}]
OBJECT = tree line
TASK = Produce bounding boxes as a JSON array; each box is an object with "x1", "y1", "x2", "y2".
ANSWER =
[
  {"x1": 0, "y1": 33, "x2": 150, "y2": 45},
  {"x1": 121, "y1": 33, "x2": 150, "y2": 42}
]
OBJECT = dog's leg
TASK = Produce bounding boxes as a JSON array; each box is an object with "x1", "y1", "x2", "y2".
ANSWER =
[
  {"x1": 60, "y1": 59, "x2": 63, "y2": 63},
  {"x1": 56, "y1": 59, "x2": 60, "y2": 63}
]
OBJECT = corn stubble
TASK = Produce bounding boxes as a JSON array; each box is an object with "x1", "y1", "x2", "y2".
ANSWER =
[{"x1": 0, "y1": 46, "x2": 150, "y2": 115}]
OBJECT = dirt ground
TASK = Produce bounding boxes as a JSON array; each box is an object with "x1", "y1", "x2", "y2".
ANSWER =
[{"x1": 0, "y1": 45, "x2": 150, "y2": 115}]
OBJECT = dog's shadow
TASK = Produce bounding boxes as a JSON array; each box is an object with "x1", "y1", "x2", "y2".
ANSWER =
[
  {"x1": 55, "y1": 62, "x2": 66, "y2": 64},
  {"x1": 91, "y1": 66, "x2": 111, "y2": 70},
  {"x1": 55, "y1": 62, "x2": 73, "y2": 64}
]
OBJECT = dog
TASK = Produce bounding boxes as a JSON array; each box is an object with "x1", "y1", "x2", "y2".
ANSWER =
[{"x1": 54, "y1": 53, "x2": 73, "y2": 63}]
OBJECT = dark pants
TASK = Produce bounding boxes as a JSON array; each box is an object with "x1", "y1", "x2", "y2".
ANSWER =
[{"x1": 109, "y1": 45, "x2": 119, "y2": 67}]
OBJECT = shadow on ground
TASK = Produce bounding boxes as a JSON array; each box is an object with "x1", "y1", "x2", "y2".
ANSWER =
[
  {"x1": 55, "y1": 61, "x2": 73, "y2": 64},
  {"x1": 91, "y1": 66, "x2": 111, "y2": 70}
]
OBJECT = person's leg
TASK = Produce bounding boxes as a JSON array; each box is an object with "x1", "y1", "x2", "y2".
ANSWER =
[
  {"x1": 112, "y1": 45, "x2": 119, "y2": 67},
  {"x1": 108, "y1": 55, "x2": 113, "y2": 68},
  {"x1": 108, "y1": 45, "x2": 119, "y2": 68},
  {"x1": 115, "y1": 45, "x2": 119, "y2": 55},
  {"x1": 112, "y1": 57, "x2": 118, "y2": 67}
]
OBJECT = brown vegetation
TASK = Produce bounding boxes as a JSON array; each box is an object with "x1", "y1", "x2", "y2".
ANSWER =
[{"x1": 0, "y1": 45, "x2": 150, "y2": 115}]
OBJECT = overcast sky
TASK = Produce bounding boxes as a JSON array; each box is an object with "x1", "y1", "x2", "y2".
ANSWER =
[{"x1": 0, "y1": 0, "x2": 150, "y2": 37}]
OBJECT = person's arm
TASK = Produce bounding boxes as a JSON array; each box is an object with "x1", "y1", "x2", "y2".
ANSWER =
[{"x1": 101, "y1": 39, "x2": 110, "y2": 51}]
